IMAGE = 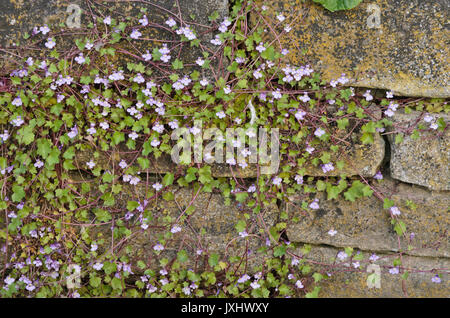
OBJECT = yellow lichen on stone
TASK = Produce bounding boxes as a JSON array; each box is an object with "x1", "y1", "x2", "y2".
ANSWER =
[{"x1": 252, "y1": 0, "x2": 449, "y2": 98}]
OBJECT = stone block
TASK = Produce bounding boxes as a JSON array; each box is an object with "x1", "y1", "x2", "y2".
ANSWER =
[
  {"x1": 87, "y1": 183, "x2": 279, "y2": 272},
  {"x1": 388, "y1": 111, "x2": 449, "y2": 191},
  {"x1": 294, "y1": 245, "x2": 449, "y2": 297},
  {"x1": 251, "y1": 0, "x2": 449, "y2": 98},
  {"x1": 286, "y1": 177, "x2": 450, "y2": 258}
]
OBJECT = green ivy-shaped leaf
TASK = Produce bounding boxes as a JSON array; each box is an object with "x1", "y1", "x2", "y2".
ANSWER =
[{"x1": 313, "y1": 0, "x2": 362, "y2": 12}]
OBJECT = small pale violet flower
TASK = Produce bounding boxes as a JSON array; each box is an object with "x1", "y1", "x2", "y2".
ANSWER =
[
  {"x1": 294, "y1": 175, "x2": 303, "y2": 185},
  {"x1": 374, "y1": 171, "x2": 383, "y2": 180},
  {"x1": 337, "y1": 251, "x2": 347, "y2": 261},
  {"x1": 165, "y1": 18, "x2": 176, "y2": 27},
  {"x1": 45, "y1": 38, "x2": 56, "y2": 49},
  {"x1": 12, "y1": 96, "x2": 22, "y2": 107},
  {"x1": 314, "y1": 127, "x2": 326, "y2": 138},
  {"x1": 321, "y1": 163, "x2": 334, "y2": 173},
  {"x1": 390, "y1": 206, "x2": 401, "y2": 216},
  {"x1": 34, "y1": 160, "x2": 44, "y2": 169},
  {"x1": 139, "y1": 15, "x2": 148, "y2": 26},
  {"x1": 171, "y1": 225, "x2": 181, "y2": 234},
  {"x1": 216, "y1": 111, "x2": 226, "y2": 119},
  {"x1": 255, "y1": 42, "x2": 266, "y2": 53},
  {"x1": 272, "y1": 176, "x2": 282, "y2": 186},
  {"x1": 309, "y1": 199, "x2": 319, "y2": 210},
  {"x1": 130, "y1": 29, "x2": 142, "y2": 39},
  {"x1": 247, "y1": 185, "x2": 256, "y2": 193},
  {"x1": 40, "y1": 25, "x2": 50, "y2": 34},
  {"x1": 250, "y1": 281, "x2": 261, "y2": 289},
  {"x1": 86, "y1": 160, "x2": 95, "y2": 169},
  {"x1": 276, "y1": 14, "x2": 285, "y2": 22},
  {"x1": 328, "y1": 229, "x2": 337, "y2": 237},
  {"x1": 153, "y1": 243, "x2": 164, "y2": 251},
  {"x1": 236, "y1": 274, "x2": 249, "y2": 284},
  {"x1": 239, "y1": 231, "x2": 249, "y2": 238},
  {"x1": 142, "y1": 51, "x2": 152, "y2": 61},
  {"x1": 119, "y1": 160, "x2": 127, "y2": 169},
  {"x1": 431, "y1": 275, "x2": 441, "y2": 284},
  {"x1": 129, "y1": 176, "x2": 140, "y2": 185},
  {"x1": 75, "y1": 53, "x2": 86, "y2": 64},
  {"x1": 363, "y1": 90, "x2": 373, "y2": 101},
  {"x1": 151, "y1": 139, "x2": 160, "y2": 147},
  {"x1": 93, "y1": 263, "x2": 103, "y2": 270},
  {"x1": 423, "y1": 114, "x2": 434, "y2": 123},
  {"x1": 295, "y1": 280, "x2": 304, "y2": 289},
  {"x1": 389, "y1": 267, "x2": 399, "y2": 275},
  {"x1": 4, "y1": 276, "x2": 15, "y2": 286}
]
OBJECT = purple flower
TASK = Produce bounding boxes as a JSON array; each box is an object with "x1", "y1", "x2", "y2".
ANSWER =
[
  {"x1": 250, "y1": 281, "x2": 260, "y2": 289},
  {"x1": 314, "y1": 128, "x2": 326, "y2": 138},
  {"x1": 171, "y1": 225, "x2": 181, "y2": 233},
  {"x1": 26, "y1": 284, "x2": 36, "y2": 291},
  {"x1": 165, "y1": 18, "x2": 176, "y2": 28},
  {"x1": 374, "y1": 171, "x2": 383, "y2": 180},
  {"x1": 239, "y1": 231, "x2": 249, "y2": 238},
  {"x1": 255, "y1": 43, "x2": 266, "y2": 53},
  {"x1": 431, "y1": 275, "x2": 441, "y2": 284},
  {"x1": 68, "y1": 126, "x2": 78, "y2": 139},
  {"x1": 12, "y1": 96, "x2": 22, "y2": 107},
  {"x1": 272, "y1": 177, "x2": 282, "y2": 186},
  {"x1": 4, "y1": 276, "x2": 15, "y2": 285},
  {"x1": 153, "y1": 243, "x2": 164, "y2": 251},
  {"x1": 328, "y1": 229, "x2": 337, "y2": 236},
  {"x1": 45, "y1": 38, "x2": 56, "y2": 49},
  {"x1": 237, "y1": 274, "x2": 250, "y2": 284},
  {"x1": 93, "y1": 263, "x2": 103, "y2": 270},
  {"x1": 389, "y1": 267, "x2": 399, "y2": 275},
  {"x1": 337, "y1": 251, "x2": 347, "y2": 261},
  {"x1": 321, "y1": 163, "x2": 334, "y2": 174},
  {"x1": 309, "y1": 199, "x2": 319, "y2": 210},
  {"x1": 390, "y1": 206, "x2": 401, "y2": 216}
]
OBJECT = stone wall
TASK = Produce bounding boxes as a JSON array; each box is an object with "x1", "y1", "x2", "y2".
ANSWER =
[{"x1": 0, "y1": 0, "x2": 448, "y2": 297}]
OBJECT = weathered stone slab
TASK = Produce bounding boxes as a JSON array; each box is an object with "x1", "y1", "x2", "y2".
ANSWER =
[
  {"x1": 252, "y1": 0, "x2": 449, "y2": 98},
  {"x1": 0, "y1": 0, "x2": 63, "y2": 47},
  {"x1": 294, "y1": 245, "x2": 449, "y2": 297},
  {"x1": 388, "y1": 111, "x2": 449, "y2": 191},
  {"x1": 88, "y1": 183, "x2": 279, "y2": 272},
  {"x1": 74, "y1": 129, "x2": 384, "y2": 178},
  {"x1": 0, "y1": 0, "x2": 229, "y2": 72},
  {"x1": 303, "y1": 130, "x2": 385, "y2": 177},
  {"x1": 286, "y1": 177, "x2": 450, "y2": 258},
  {"x1": 0, "y1": 215, "x2": 5, "y2": 270}
]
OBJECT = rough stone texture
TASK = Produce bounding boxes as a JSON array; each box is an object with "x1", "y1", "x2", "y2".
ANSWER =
[
  {"x1": 74, "y1": 129, "x2": 384, "y2": 178},
  {"x1": 388, "y1": 111, "x2": 450, "y2": 191},
  {"x1": 88, "y1": 183, "x2": 279, "y2": 272},
  {"x1": 0, "y1": 0, "x2": 229, "y2": 73},
  {"x1": 0, "y1": 0, "x2": 63, "y2": 47},
  {"x1": 303, "y1": 131, "x2": 385, "y2": 177},
  {"x1": 0, "y1": 215, "x2": 5, "y2": 270},
  {"x1": 252, "y1": 0, "x2": 450, "y2": 98},
  {"x1": 286, "y1": 176, "x2": 449, "y2": 258},
  {"x1": 74, "y1": 145, "x2": 262, "y2": 178},
  {"x1": 295, "y1": 245, "x2": 449, "y2": 297}
]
